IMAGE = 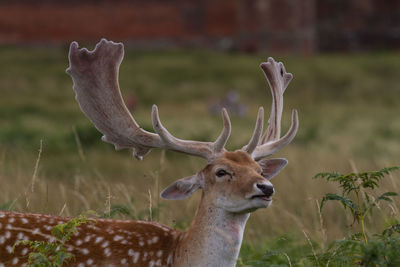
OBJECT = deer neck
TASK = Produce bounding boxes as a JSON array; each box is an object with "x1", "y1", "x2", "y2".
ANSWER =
[{"x1": 175, "y1": 193, "x2": 250, "y2": 267}]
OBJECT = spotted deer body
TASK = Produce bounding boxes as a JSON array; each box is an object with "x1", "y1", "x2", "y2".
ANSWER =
[
  {"x1": 0, "y1": 211, "x2": 180, "y2": 266},
  {"x1": 0, "y1": 39, "x2": 298, "y2": 266}
]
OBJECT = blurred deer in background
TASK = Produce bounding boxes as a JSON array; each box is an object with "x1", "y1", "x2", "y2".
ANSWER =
[{"x1": 0, "y1": 39, "x2": 298, "y2": 267}]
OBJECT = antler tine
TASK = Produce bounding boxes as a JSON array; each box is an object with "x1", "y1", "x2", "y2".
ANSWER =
[
  {"x1": 213, "y1": 108, "x2": 231, "y2": 153},
  {"x1": 151, "y1": 105, "x2": 211, "y2": 159},
  {"x1": 243, "y1": 107, "x2": 264, "y2": 154},
  {"x1": 152, "y1": 105, "x2": 231, "y2": 161},
  {"x1": 260, "y1": 57, "x2": 293, "y2": 144},
  {"x1": 252, "y1": 109, "x2": 298, "y2": 161},
  {"x1": 246, "y1": 57, "x2": 298, "y2": 160}
]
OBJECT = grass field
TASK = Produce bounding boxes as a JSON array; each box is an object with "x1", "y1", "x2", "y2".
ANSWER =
[{"x1": 0, "y1": 44, "x2": 399, "y2": 265}]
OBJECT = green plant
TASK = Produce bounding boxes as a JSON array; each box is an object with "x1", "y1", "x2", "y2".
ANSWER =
[
  {"x1": 314, "y1": 167, "x2": 400, "y2": 266},
  {"x1": 314, "y1": 166, "x2": 399, "y2": 244},
  {"x1": 313, "y1": 225, "x2": 400, "y2": 266},
  {"x1": 0, "y1": 200, "x2": 15, "y2": 211},
  {"x1": 13, "y1": 215, "x2": 90, "y2": 267},
  {"x1": 238, "y1": 235, "x2": 315, "y2": 267},
  {"x1": 361, "y1": 224, "x2": 400, "y2": 266}
]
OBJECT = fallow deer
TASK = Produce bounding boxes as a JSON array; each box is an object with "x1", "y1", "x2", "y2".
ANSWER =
[{"x1": 0, "y1": 39, "x2": 298, "y2": 267}]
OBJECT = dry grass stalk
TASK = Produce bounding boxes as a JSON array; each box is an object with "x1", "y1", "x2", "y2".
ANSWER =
[
  {"x1": 316, "y1": 199, "x2": 327, "y2": 250},
  {"x1": 72, "y1": 125, "x2": 86, "y2": 162},
  {"x1": 302, "y1": 229, "x2": 319, "y2": 266},
  {"x1": 25, "y1": 140, "x2": 43, "y2": 209},
  {"x1": 105, "y1": 186, "x2": 112, "y2": 217},
  {"x1": 59, "y1": 203, "x2": 67, "y2": 216},
  {"x1": 148, "y1": 189, "x2": 152, "y2": 221}
]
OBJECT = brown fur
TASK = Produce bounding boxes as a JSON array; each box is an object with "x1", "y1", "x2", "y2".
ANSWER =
[{"x1": 0, "y1": 211, "x2": 182, "y2": 266}]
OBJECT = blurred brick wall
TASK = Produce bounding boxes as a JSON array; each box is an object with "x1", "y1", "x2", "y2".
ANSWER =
[
  {"x1": 0, "y1": 0, "x2": 398, "y2": 53},
  {"x1": 0, "y1": 0, "x2": 315, "y2": 53},
  {"x1": 0, "y1": 1, "x2": 235, "y2": 44},
  {"x1": 317, "y1": 0, "x2": 400, "y2": 51},
  {"x1": 236, "y1": 0, "x2": 315, "y2": 53}
]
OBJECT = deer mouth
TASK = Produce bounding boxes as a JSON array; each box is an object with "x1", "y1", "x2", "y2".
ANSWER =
[{"x1": 250, "y1": 194, "x2": 272, "y2": 201}]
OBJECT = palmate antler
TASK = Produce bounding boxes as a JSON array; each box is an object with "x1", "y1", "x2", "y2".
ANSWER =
[
  {"x1": 243, "y1": 57, "x2": 299, "y2": 161},
  {"x1": 66, "y1": 39, "x2": 230, "y2": 162},
  {"x1": 66, "y1": 39, "x2": 298, "y2": 162}
]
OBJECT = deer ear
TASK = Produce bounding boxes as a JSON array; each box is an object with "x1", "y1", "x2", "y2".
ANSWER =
[
  {"x1": 258, "y1": 158, "x2": 288, "y2": 180},
  {"x1": 160, "y1": 174, "x2": 202, "y2": 200}
]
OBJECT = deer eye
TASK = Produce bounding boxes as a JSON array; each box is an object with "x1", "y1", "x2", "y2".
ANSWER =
[{"x1": 216, "y1": 169, "x2": 228, "y2": 177}]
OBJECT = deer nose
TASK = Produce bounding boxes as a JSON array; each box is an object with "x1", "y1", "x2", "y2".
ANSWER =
[{"x1": 256, "y1": 184, "x2": 274, "y2": 197}]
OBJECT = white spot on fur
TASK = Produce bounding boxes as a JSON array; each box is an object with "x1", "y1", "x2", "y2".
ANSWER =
[
  {"x1": 17, "y1": 232, "x2": 24, "y2": 239},
  {"x1": 139, "y1": 240, "x2": 144, "y2": 246},
  {"x1": 6, "y1": 245, "x2": 13, "y2": 253},
  {"x1": 113, "y1": 235, "x2": 123, "y2": 241},
  {"x1": 121, "y1": 258, "x2": 127, "y2": 264},
  {"x1": 12, "y1": 258, "x2": 19, "y2": 265},
  {"x1": 87, "y1": 224, "x2": 98, "y2": 230},
  {"x1": 167, "y1": 253, "x2": 173, "y2": 264},
  {"x1": 84, "y1": 235, "x2": 91, "y2": 242},
  {"x1": 147, "y1": 236, "x2": 159, "y2": 245},
  {"x1": 5, "y1": 231, "x2": 11, "y2": 239},
  {"x1": 76, "y1": 239, "x2": 83, "y2": 246},
  {"x1": 22, "y1": 248, "x2": 29, "y2": 255},
  {"x1": 133, "y1": 252, "x2": 140, "y2": 263},
  {"x1": 101, "y1": 241, "x2": 109, "y2": 248},
  {"x1": 157, "y1": 250, "x2": 163, "y2": 257},
  {"x1": 81, "y1": 248, "x2": 89, "y2": 255},
  {"x1": 21, "y1": 218, "x2": 28, "y2": 224},
  {"x1": 104, "y1": 247, "x2": 111, "y2": 257},
  {"x1": 95, "y1": 236, "x2": 103, "y2": 243},
  {"x1": 0, "y1": 236, "x2": 5, "y2": 244},
  {"x1": 8, "y1": 217, "x2": 15, "y2": 223},
  {"x1": 77, "y1": 263, "x2": 84, "y2": 267},
  {"x1": 87, "y1": 259, "x2": 94, "y2": 265}
]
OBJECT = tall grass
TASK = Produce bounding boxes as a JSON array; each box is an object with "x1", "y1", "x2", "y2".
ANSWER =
[{"x1": 0, "y1": 46, "x2": 399, "y2": 257}]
